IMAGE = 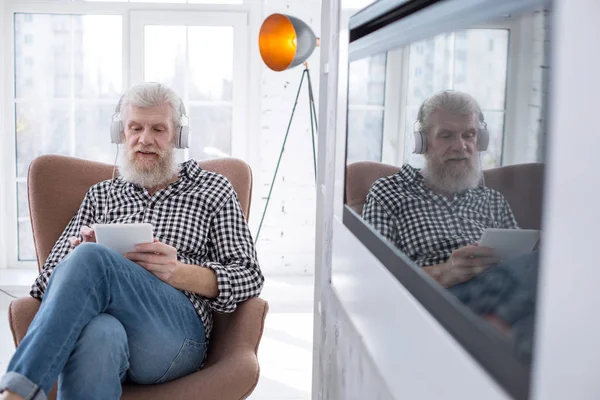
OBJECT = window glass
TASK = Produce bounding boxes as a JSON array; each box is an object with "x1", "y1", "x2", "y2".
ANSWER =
[{"x1": 14, "y1": 13, "x2": 122, "y2": 261}]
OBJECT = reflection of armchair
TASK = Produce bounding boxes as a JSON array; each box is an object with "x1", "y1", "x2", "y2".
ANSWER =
[
  {"x1": 345, "y1": 161, "x2": 545, "y2": 230},
  {"x1": 9, "y1": 155, "x2": 269, "y2": 400}
]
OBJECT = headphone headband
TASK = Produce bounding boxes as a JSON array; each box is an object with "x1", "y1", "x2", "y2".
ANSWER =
[{"x1": 110, "y1": 83, "x2": 189, "y2": 149}]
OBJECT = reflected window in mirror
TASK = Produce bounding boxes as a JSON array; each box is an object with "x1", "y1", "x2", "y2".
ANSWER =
[{"x1": 345, "y1": 7, "x2": 550, "y2": 366}]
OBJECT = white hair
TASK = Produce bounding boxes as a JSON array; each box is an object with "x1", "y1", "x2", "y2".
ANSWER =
[
  {"x1": 417, "y1": 90, "x2": 484, "y2": 133},
  {"x1": 118, "y1": 82, "x2": 185, "y2": 129}
]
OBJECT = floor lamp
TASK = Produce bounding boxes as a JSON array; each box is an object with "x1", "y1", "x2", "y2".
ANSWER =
[{"x1": 255, "y1": 13, "x2": 320, "y2": 241}]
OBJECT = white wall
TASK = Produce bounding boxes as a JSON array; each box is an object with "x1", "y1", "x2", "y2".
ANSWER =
[
  {"x1": 251, "y1": 0, "x2": 322, "y2": 276},
  {"x1": 530, "y1": 0, "x2": 600, "y2": 398}
]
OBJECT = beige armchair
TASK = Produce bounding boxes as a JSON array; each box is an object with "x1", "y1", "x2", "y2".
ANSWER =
[
  {"x1": 345, "y1": 161, "x2": 545, "y2": 230},
  {"x1": 8, "y1": 154, "x2": 269, "y2": 400}
]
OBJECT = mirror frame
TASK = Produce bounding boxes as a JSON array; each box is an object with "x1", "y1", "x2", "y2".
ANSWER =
[{"x1": 342, "y1": 0, "x2": 552, "y2": 399}]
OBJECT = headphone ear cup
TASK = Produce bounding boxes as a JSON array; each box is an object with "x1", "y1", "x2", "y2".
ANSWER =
[
  {"x1": 413, "y1": 130, "x2": 426, "y2": 154},
  {"x1": 177, "y1": 126, "x2": 190, "y2": 149},
  {"x1": 110, "y1": 121, "x2": 123, "y2": 144},
  {"x1": 478, "y1": 127, "x2": 489, "y2": 151}
]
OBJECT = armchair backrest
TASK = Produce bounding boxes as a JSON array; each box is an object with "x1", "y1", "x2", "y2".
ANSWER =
[
  {"x1": 345, "y1": 161, "x2": 545, "y2": 230},
  {"x1": 27, "y1": 155, "x2": 253, "y2": 271}
]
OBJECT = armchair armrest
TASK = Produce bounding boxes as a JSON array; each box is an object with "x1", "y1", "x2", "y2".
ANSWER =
[
  {"x1": 122, "y1": 297, "x2": 269, "y2": 400},
  {"x1": 8, "y1": 296, "x2": 41, "y2": 347}
]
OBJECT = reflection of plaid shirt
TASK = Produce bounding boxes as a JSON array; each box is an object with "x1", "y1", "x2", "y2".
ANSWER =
[
  {"x1": 30, "y1": 160, "x2": 264, "y2": 343},
  {"x1": 362, "y1": 164, "x2": 518, "y2": 267}
]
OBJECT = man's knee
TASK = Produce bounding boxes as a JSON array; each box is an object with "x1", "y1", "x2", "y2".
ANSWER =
[
  {"x1": 52, "y1": 243, "x2": 127, "y2": 283},
  {"x1": 71, "y1": 242, "x2": 111, "y2": 264}
]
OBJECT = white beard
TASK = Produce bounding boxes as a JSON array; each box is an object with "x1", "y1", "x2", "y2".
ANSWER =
[
  {"x1": 421, "y1": 155, "x2": 482, "y2": 195},
  {"x1": 117, "y1": 145, "x2": 180, "y2": 189}
]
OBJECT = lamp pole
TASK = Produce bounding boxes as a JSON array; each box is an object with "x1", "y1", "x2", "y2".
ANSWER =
[
  {"x1": 256, "y1": 13, "x2": 319, "y2": 242},
  {"x1": 255, "y1": 63, "x2": 318, "y2": 242}
]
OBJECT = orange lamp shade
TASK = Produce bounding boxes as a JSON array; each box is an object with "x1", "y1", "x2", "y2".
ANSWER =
[{"x1": 259, "y1": 13, "x2": 318, "y2": 72}]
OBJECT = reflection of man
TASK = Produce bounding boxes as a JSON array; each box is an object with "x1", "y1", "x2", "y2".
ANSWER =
[
  {"x1": 0, "y1": 83, "x2": 264, "y2": 400},
  {"x1": 362, "y1": 90, "x2": 537, "y2": 359}
]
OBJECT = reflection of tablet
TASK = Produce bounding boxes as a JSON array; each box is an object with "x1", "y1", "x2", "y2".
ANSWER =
[
  {"x1": 478, "y1": 228, "x2": 540, "y2": 261},
  {"x1": 93, "y1": 223, "x2": 154, "y2": 255}
]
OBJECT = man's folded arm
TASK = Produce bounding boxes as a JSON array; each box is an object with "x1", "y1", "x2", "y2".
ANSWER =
[
  {"x1": 362, "y1": 193, "x2": 399, "y2": 245},
  {"x1": 200, "y1": 193, "x2": 264, "y2": 313}
]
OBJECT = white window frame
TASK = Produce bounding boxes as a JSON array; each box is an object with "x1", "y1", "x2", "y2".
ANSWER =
[
  {"x1": 380, "y1": 16, "x2": 533, "y2": 168},
  {"x1": 129, "y1": 10, "x2": 249, "y2": 161},
  {"x1": 1, "y1": 0, "x2": 261, "y2": 269},
  {"x1": 381, "y1": 46, "x2": 407, "y2": 166}
]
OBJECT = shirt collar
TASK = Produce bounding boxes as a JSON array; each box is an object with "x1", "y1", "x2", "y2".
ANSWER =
[
  {"x1": 180, "y1": 159, "x2": 203, "y2": 181},
  {"x1": 398, "y1": 164, "x2": 424, "y2": 184}
]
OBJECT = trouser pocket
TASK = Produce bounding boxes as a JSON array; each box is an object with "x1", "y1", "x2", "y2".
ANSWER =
[{"x1": 154, "y1": 338, "x2": 207, "y2": 384}]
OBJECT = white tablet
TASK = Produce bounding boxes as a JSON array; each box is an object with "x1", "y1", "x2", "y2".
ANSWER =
[
  {"x1": 93, "y1": 223, "x2": 154, "y2": 255},
  {"x1": 478, "y1": 228, "x2": 541, "y2": 261}
]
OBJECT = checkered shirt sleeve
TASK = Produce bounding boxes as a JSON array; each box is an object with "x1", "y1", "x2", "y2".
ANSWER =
[
  {"x1": 499, "y1": 196, "x2": 519, "y2": 229},
  {"x1": 362, "y1": 190, "x2": 399, "y2": 245},
  {"x1": 203, "y1": 190, "x2": 264, "y2": 313}
]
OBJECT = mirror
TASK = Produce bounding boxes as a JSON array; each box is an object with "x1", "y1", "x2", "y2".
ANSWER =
[{"x1": 345, "y1": 6, "x2": 550, "y2": 365}]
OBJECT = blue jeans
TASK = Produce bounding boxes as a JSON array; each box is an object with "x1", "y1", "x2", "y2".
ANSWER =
[
  {"x1": 1, "y1": 243, "x2": 206, "y2": 400},
  {"x1": 448, "y1": 251, "x2": 538, "y2": 360}
]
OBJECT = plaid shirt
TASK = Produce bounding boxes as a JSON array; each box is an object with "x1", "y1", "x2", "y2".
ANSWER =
[
  {"x1": 362, "y1": 164, "x2": 518, "y2": 267},
  {"x1": 30, "y1": 160, "x2": 264, "y2": 343}
]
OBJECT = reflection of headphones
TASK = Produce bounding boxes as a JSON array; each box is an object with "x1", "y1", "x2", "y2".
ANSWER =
[
  {"x1": 412, "y1": 91, "x2": 489, "y2": 154},
  {"x1": 109, "y1": 88, "x2": 190, "y2": 149}
]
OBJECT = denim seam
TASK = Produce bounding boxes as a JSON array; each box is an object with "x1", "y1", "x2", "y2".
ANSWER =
[{"x1": 153, "y1": 339, "x2": 187, "y2": 384}]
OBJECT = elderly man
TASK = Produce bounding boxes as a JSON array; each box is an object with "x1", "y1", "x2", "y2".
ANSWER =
[
  {"x1": 1, "y1": 82, "x2": 264, "y2": 400},
  {"x1": 362, "y1": 90, "x2": 538, "y2": 359}
]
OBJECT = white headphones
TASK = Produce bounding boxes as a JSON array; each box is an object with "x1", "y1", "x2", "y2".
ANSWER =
[
  {"x1": 412, "y1": 91, "x2": 489, "y2": 154},
  {"x1": 110, "y1": 87, "x2": 190, "y2": 149}
]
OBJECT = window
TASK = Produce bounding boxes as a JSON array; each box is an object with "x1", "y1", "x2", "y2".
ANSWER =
[
  {"x1": 346, "y1": 53, "x2": 387, "y2": 163},
  {"x1": 402, "y1": 29, "x2": 510, "y2": 169},
  {"x1": 68, "y1": 0, "x2": 244, "y2": 3},
  {"x1": 13, "y1": 13, "x2": 123, "y2": 261},
  {"x1": 141, "y1": 23, "x2": 236, "y2": 160},
  {"x1": 8, "y1": 8, "x2": 249, "y2": 266}
]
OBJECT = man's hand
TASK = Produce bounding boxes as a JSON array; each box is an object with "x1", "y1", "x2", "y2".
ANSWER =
[
  {"x1": 442, "y1": 244, "x2": 501, "y2": 286},
  {"x1": 125, "y1": 238, "x2": 180, "y2": 284},
  {"x1": 68, "y1": 225, "x2": 96, "y2": 248},
  {"x1": 423, "y1": 244, "x2": 501, "y2": 288}
]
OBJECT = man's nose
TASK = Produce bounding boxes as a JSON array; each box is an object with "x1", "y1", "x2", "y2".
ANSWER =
[
  {"x1": 139, "y1": 127, "x2": 152, "y2": 144},
  {"x1": 451, "y1": 136, "x2": 468, "y2": 151}
]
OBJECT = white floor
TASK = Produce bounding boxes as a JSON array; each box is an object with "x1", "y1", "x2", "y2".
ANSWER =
[{"x1": 0, "y1": 274, "x2": 314, "y2": 400}]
